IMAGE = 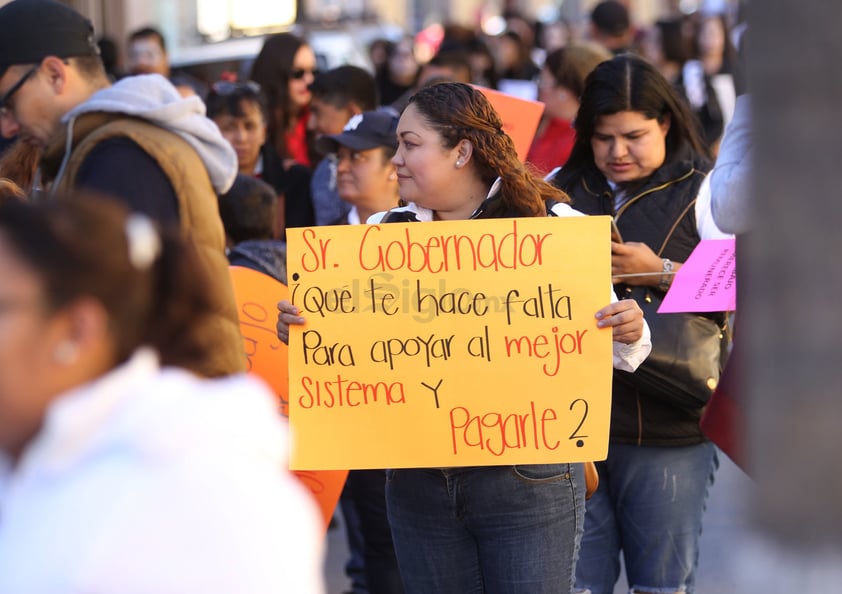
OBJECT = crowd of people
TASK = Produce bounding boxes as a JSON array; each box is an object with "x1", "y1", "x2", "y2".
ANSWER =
[{"x1": 0, "y1": 0, "x2": 747, "y2": 592}]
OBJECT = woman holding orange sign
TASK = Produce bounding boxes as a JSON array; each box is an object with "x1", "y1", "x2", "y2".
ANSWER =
[{"x1": 279, "y1": 82, "x2": 650, "y2": 593}]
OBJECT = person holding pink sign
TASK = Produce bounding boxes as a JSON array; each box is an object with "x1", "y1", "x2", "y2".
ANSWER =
[
  {"x1": 279, "y1": 82, "x2": 651, "y2": 593},
  {"x1": 549, "y1": 54, "x2": 730, "y2": 594},
  {"x1": 0, "y1": 195, "x2": 324, "y2": 593}
]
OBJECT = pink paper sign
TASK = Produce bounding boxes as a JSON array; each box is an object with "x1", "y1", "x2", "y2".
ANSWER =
[{"x1": 658, "y1": 239, "x2": 736, "y2": 313}]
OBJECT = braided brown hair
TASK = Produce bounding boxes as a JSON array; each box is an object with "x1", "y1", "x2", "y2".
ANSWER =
[{"x1": 407, "y1": 82, "x2": 569, "y2": 217}]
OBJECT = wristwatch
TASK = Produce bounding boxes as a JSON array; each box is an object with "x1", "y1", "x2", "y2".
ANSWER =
[{"x1": 659, "y1": 258, "x2": 673, "y2": 292}]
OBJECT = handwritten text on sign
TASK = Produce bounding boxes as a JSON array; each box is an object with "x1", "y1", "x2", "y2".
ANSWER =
[
  {"x1": 287, "y1": 217, "x2": 614, "y2": 469},
  {"x1": 658, "y1": 239, "x2": 736, "y2": 313},
  {"x1": 228, "y1": 266, "x2": 348, "y2": 529}
]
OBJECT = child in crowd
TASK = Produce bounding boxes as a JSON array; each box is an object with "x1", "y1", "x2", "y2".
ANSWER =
[{"x1": 218, "y1": 173, "x2": 287, "y2": 284}]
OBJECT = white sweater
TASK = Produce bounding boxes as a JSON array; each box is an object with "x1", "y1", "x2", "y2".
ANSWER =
[{"x1": 0, "y1": 350, "x2": 324, "y2": 594}]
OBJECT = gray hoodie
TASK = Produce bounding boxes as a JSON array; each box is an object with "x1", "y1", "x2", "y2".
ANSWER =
[{"x1": 57, "y1": 74, "x2": 237, "y2": 194}]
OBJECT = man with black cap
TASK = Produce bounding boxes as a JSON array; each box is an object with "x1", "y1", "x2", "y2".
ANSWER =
[{"x1": 0, "y1": 0, "x2": 245, "y2": 378}]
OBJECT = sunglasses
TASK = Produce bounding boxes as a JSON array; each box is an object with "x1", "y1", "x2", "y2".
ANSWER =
[
  {"x1": 290, "y1": 67, "x2": 319, "y2": 80},
  {"x1": 210, "y1": 80, "x2": 261, "y2": 96},
  {"x1": 0, "y1": 65, "x2": 39, "y2": 119}
]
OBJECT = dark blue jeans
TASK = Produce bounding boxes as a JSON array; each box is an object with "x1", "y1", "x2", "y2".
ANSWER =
[
  {"x1": 344, "y1": 469, "x2": 404, "y2": 594},
  {"x1": 575, "y1": 442, "x2": 719, "y2": 594},
  {"x1": 386, "y1": 463, "x2": 586, "y2": 594}
]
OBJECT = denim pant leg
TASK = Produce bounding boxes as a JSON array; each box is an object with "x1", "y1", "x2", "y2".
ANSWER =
[
  {"x1": 386, "y1": 468, "x2": 485, "y2": 594},
  {"x1": 573, "y1": 461, "x2": 623, "y2": 594},
  {"x1": 339, "y1": 480, "x2": 369, "y2": 594},
  {"x1": 576, "y1": 442, "x2": 719, "y2": 594},
  {"x1": 386, "y1": 464, "x2": 585, "y2": 594},
  {"x1": 346, "y1": 469, "x2": 405, "y2": 594},
  {"x1": 466, "y1": 463, "x2": 586, "y2": 594}
]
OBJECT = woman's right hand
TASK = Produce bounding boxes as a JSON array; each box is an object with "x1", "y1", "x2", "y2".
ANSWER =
[{"x1": 276, "y1": 299, "x2": 306, "y2": 345}]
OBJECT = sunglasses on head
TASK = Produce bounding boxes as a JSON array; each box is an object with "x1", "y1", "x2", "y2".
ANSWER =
[
  {"x1": 290, "y1": 67, "x2": 319, "y2": 80},
  {"x1": 210, "y1": 80, "x2": 261, "y2": 96}
]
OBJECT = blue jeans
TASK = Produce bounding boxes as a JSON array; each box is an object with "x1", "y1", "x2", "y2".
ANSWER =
[
  {"x1": 385, "y1": 464, "x2": 585, "y2": 594},
  {"x1": 345, "y1": 469, "x2": 405, "y2": 594},
  {"x1": 575, "y1": 442, "x2": 719, "y2": 594},
  {"x1": 339, "y1": 482, "x2": 368, "y2": 594}
]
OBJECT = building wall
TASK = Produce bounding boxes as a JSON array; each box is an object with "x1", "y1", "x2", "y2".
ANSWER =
[{"x1": 45, "y1": 0, "x2": 682, "y2": 69}]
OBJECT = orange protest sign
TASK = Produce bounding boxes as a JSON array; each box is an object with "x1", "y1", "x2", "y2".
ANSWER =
[
  {"x1": 228, "y1": 266, "x2": 347, "y2": 528},
  {"x1": 474, "y1": 85, "x2": 545, "y2": 161},
  {"x1": 286, "y1": 216, "x2": 614, "y2": 470}
]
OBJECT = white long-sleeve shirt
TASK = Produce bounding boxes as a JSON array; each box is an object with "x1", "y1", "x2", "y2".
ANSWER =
[
  {"x1": 0, "y1": 350, "x2": 325, "y2": 594},
  {"x1": 711, "y1": 94, "x2": 753, "y2": 234}
]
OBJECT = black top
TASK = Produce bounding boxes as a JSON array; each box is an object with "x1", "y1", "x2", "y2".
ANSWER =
[{"x1": 76, "y1": 137, "x2": 180, "y2": 224}]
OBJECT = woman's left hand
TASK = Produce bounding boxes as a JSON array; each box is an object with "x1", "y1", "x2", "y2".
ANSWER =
[
  {"x1": 595, "y1": 299, "x2": 644, "y2": 344},
  {"x1": 611, "y1": 241, "x2": 662, "y2": 285}
]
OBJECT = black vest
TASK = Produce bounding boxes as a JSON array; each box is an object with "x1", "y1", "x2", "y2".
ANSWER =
[
  {"x1": 552, "y1": 157, "x2": 715, "y2": 446},
  {"x1": 554, "y1": 158, "x2": 708, "y2": 264}
]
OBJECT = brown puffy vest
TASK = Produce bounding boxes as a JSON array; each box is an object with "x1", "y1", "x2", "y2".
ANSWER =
[{"x1": 42, "y1": 113, "x2": 247, "y2": 377}]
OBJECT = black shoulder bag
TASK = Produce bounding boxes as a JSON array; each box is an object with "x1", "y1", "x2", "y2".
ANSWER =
[{"x1": 615, "y1": 200, "x2": 731, "y2": 410}]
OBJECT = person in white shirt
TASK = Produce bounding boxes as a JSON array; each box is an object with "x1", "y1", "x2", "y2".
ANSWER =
[
  {"x1": 550, "y1": 53, "x2": 729, "y2": 594},
  {"x1": 0, "y1": 194, "x2": 324, "y2": 594}
]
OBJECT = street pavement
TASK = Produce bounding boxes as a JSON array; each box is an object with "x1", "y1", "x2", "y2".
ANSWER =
[{"x1": 323, "y1": 453, "x2": 754, "y2": 593}]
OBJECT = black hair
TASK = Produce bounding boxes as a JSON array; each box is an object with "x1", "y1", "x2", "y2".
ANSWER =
[
  {"x1": 128, "y1": 26, "x2": 166, "y2": 51},
  {"x1": 0, "y1": 194, "x2": 215, "y2": 370},
  {"x1": 561, "y1": 53, "x2": 709, "y2": 181},
  {"x1": 217, "y1": 174, "x2": 277, "y2": 244},
  {"x1": 308, "y1": 65, "x2": 378, "y2": 111},
  {"x1": 205, "y1": 82, "x2": 268, "y2": 122},
  {"x1": 591, "y1": 0, "x2": 630, "y2": 36},
  {"x1": 655, "y1": 18, "x2": 689, "y2": 64},
  {"x1": 97, "y1": 36, "x2": 120, "y2": 78},
  {"x1": 425, "y1": 50, "x2": 473, "y2": 84},
  {"x1": 249, "y1": 32, "x2": 307, "y2": 158}
]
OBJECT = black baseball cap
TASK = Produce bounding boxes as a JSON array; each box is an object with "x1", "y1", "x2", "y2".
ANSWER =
[
  {"x1": 0, "y1": 0, "x2": 100, "y2": 78},
  {"x1": 316, "y1": 110, "x2": 399, "y2": 154}
]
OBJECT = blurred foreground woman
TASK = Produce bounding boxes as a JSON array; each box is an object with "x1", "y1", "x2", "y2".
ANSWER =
[{"x1": 0, "y1": 195, "x2": 324, "y2": 593}]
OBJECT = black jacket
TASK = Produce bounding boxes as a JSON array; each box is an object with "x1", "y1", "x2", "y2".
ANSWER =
[
  {"x1": 260, "y1": 144, "x2": 315, "y2": 231},
  {"x1": 552, "y1": 157, "x2": 715, "y2": 446}
]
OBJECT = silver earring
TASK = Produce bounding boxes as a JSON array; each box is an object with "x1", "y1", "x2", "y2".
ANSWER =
[{"x1": 53, "y1": 340, "x2": 79, "y2": 365}]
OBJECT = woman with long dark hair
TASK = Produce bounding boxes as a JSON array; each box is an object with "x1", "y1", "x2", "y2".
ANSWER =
[
  {"x1": 250, "y1": 32, "x2": 319, "y2": 166},
  {"x1": 550, "y1": 54, "x2": 729, "y2": 594}
]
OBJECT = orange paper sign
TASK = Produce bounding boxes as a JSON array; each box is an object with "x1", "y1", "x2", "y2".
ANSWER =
[
  {"x1": 474, "y1": 84, "x2": 545, "y2": 161},
  {"x1": 286, "y1": 216, "x2": 614, "y2": 470},
  {"x1": 228, "y1": 266, "x2": 347, "y2": 528}
]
